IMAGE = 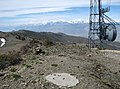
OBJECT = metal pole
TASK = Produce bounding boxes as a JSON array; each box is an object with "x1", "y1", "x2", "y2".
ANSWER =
[{"x1": 98, "y1": 0, "x2": 103, "y2": 49}]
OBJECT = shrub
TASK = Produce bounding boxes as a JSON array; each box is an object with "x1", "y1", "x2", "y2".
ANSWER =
[
  {"x1": 16, "y1": 35, "x2": 21, "y2": 40},
  {"x1": 20, "y1": 44, "x2": 30, "y2": 54},
  {"x1": 21, "y1": 37, "x2": 25, "y2": 41},
  {"x1": 51, "y1": 64, "x2": 58, "y2": 67},
  {"x1": 30, "y1": 39, "x2": 39, "y2": 44},
  {"x1": 12, "y1": 74, "x2": 21, "y2": 80},
  {"x1": 22, "y1": 64, "x2": 32, "y2": 68},
  {"x1": 44, "y1": 39, "x2": 54, "y2": 47},
  {"x1": 16, "y1": 35, "x2": 25, "y2": 41},
  {"x1": 10, "y1": 68, "x2": 17, "y2": 72},
  {"x1": 30, "y1": 39, "x2": 42, "y2": 46},
  {"x1": 0, "y1": 51, "x2": 22, "y2": 70},
  {"x1": 7, "y1": 74, "x2": 21, "y2": 81}
]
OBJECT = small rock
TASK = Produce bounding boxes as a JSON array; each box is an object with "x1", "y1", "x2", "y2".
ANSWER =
[
  {"x1": 2, "y1": 84, "x2": 9, "y2": 87},
  {"x1": 63, "y1": 78, "x2": 65, "y2": 80},
  {"x1": 21, "y1": 82, "x2": 28, "y2": 86},
  {"x1": 58, "y1": 53, "x2": 65, "y2": 57},
  {"x1": 34, "y1": 47, "x2": 45, "y2": 55},
  {"x1": 87, "y1": 54, "x2": 92, "y2": 57},
  {"x1": 35, "y1": 79, "x2": 40, "y2": 82},
  {"x1": 0, "y1": 72, "x2": 6, "y2": 77}
]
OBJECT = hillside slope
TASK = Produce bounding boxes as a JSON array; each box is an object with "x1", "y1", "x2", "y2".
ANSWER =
[
  {"x1": 1, "y1": 30, "x2": 120, "y2": 54},
  {"x1": 0, "y1": 31, "x2": 28, "y2": 54},
  {"x1": 0, "y1": 42, "x2": 120, "y2": 89},
  {"x1": 0, "y1": 30, "x2": 87, "y2": 54},
  {"x1": 11, "y1": 30, "x2": 87, "y2": 44}
]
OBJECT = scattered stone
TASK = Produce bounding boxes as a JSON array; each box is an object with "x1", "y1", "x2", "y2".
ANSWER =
[
  {"x1": 34, "y1": 47, "x2": 45, "y2": 55},
  {"x1": 58, "y1": 53, "x2": 65, "y2": 57},
  {"x1": 2, "y1": 84, "x2": 9, "y2": 87},
  {"x1": 21, "y1": 82, "x2": 27, "y2": 86},
  {"x1": 35, "y1": 79, "x2": 40, "y2": 82},
  {"x1": 18, "y1": 67, "x2": 26, "y2": 73},
  {"x1": 61, "y1": 61, "x2": 63, "y2": 62},
  {"x1": 87, "y1": 54, "x2": 92, "y2": 57},
  {"x1": 0, "y1": 72, "x2": 6, "y2": 77}
]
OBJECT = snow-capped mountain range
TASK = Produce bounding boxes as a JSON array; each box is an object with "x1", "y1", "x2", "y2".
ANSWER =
[
  {"x1": 0, "y1": 21, "x2": 120, "y2": 41},
  {"x1": 0, "y1": 21, "x2": 89, "y2": 37}
]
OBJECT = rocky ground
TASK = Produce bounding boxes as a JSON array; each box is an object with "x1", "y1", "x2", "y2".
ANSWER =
[{"x1": 0, "y1": 43, "x2": 120, "y2": 89}]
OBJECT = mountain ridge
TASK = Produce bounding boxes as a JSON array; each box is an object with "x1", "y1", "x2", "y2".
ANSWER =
[{"x1": 10, "y1": 30, "x2": 87, "y2": 44}]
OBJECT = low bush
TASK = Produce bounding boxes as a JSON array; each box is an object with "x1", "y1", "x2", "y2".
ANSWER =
[
  {"x1": 7, "y1": 74, "x2": 21, "y2": 81},
  {"x1": 30, "y1": 39, "x2": 42, "y2": 47},
  {"x1": 16, "y1": 35, "x2": 25, "y2": 41},
  {"x1": 20, "y1": 44, "x2": 30, "y2": 54},
  {"x1": 22, "y1": 63, "x2": 32, "y2": 68},
  {"x1": 51, "y1": 64, "x2": 58, "y2": 67},
  {"x1": 10, "y1": 67, "x2": 17, "y2": 72},
  {"x1": 43, "y1": 39, "x2": 55, "y2": 47},
  {"x1": 0, "y1": 51, "x2": 22, "y2": 70}
]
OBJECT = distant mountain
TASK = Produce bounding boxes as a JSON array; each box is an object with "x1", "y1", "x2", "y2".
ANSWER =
[
  {"x1": 1, "y1": 29, "x2": 120, "y2": 50},
  {"x1": 11, "y1": 30, "x2": 87, "y2": 44},
  {"x1": 0, "y1": 30, "x2": 88, "y2": 54},
  {"x1": 1, "y1": 21, "x2": 120, "y2": 41},
  {"x1": 10, "y1": 30, "x2": 120, "y2": 50},
  {"x1": 0, "y1": 21, "x2": 120, "y2": 41},
  {"x1": 0, "y1": 21, "x2": 89, "y2": 38}
]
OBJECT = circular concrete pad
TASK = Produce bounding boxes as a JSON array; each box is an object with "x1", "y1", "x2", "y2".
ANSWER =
[{"x1": 45, "y1": 73, "x2": 79, "y2": 87}]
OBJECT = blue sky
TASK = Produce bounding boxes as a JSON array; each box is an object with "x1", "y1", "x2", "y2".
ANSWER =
[{"x1": 0, "y1": 0, "x2": 120, "y2": 26}]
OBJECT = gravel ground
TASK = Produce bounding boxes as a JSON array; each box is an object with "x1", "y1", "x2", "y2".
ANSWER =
[{"x1": 0, "y1": 43, "x2": 120, "y2": 89}]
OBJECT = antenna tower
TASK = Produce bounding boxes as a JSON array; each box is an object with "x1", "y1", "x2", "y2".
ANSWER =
[{"x1": 88, "y1": 0, "x2": 117, "y2": 49}]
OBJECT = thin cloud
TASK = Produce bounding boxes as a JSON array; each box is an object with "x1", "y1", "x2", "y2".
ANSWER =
[
  {"x1": 0, "y1": 0, "x2": 119, "y2": 26},
  {"x1": 0, "y1": 0, "x2": 88, "y2": 10},
  {"x1": 0, "y1": 7, "x2": 71, "y2": 17}
]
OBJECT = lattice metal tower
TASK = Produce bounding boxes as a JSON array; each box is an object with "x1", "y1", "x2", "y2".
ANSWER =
[{"x1": 88, "y1": 0, "x2": 117, "y2": 49}]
